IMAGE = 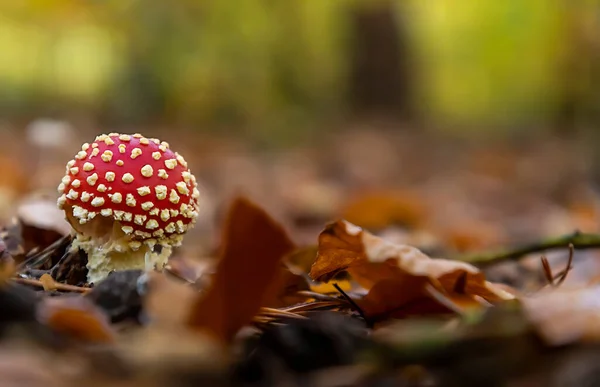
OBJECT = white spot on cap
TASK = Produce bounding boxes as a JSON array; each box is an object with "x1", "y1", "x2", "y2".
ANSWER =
[
  {"x1": 67, "y1": 160, "x2": 76, "y2": 168},
  {"x1": 111, "y1": 192, "x2": 123, "y2": 204},
  {"x1": 57, "y1": 194, "x2": 67, "y2": 208},
  {"x1": 105, "y1": 171, "x2": 115, "y2": 182},
  {"x1": 152, "y1": 152, "x2": 161, "y2": 160},
  {"x1": 160, "y1": 209, "x2": 170, "y2": 222},
  {"x1": 116, "y1": 160, "x2": 124, "y2": 166},
  {"x1": 176, "y1": 182, "x2": 189, "y2": 195},
  {"x1": 141, "y1": 201, "x2": 154, "y2": 211},
  {"x1": 169, "y1": 189, "x2": 180, "y2": 204},
  {"x1": 182, "y1": 171, "x2": 191, "y2": 183},
  {"x1": 155, "y1": 185, "x2": 167, "y2": 200},
  {"x1": 123, "y1": 212, "x2": 133, "y2": 222},
  {"x1": 126, "y1": 194, "x2": 136, "y2": 207},
  {"x1": 83, "y1": 162, "x2": 94, "y2": 171},
  {"x1": 118, "y1": 144, "x2": 126, "y2": 154},
  {"x1": 149, "y1": 208, "x2": 159, "y2": 216},
  {"x1": 130, "y1": 148, "x2": 142, "y2": 159},
  {"x1": 76, "y1": 151, "x2": 87, "y2": 160},
  {"x1": 137, "y1": 186, "x2": 151, "y2": 196},
  {"x1": 114, "y1": 210, "x2": 124, "y2": 220},
  {"x1": 67, "y1": 189, "x2": 79, "y2": 200},
  {"x1": 164, "y1": 159, "x2": 177, "y2": 170},
  {"x1": 91, "y1": 197, "x2": 105, "y2": 207},
  {"x1": 82, "y1": 143, "x2": 90, "y2": 151},
  {"x1": 70, "y1": 167, "x2": 79, "y2": 175},
  {"x1": 97, "y1": 184, "x2": 107, "y2": 192},
  {"x1": 146, "y1": 219, "x2": 159, "y2": 230},
  {"x1": 165, "y1": 222, "x2": 176, "y2": 233},
  {"x1": 122, "y1": 173, "x2": 134, "y2": 183},
  {"x1": 86, "y1": 173, "x2": 98, "y2": 186},
  {"x1": 157, "y1": 169, "x2": 168, "y2": 179},
  {"x1": 128, "y1": 241, "x2": 142, "y2": 251},
  {"x1": 104, "y1": 137, "x2": 115, "y2": 145},
  {"x1": 72, "y1": 205, "x2": 87, "y2": 219},
  {"x1": 134, "y1": 214, "x2": 147, "y2": 225},
  {"x1": 91, "y1": 148, "x2": 100, "y2": 157},
  {"x1": 192, "y1": 187, "x2": 200, "y2": 199},
  {"x1": 101, "y1": 150, "x2": 113, "y2": 162},
  {"x1": 141, "y1": 165, "x2": 153, "y2": 177},
  {"x1": 176, "y1": 154, "x2": 187, "y2": 167},
  {"x1": 81, "y1": 192, "x2": 91, "y2": 202},
  {"x1": 139, "y1": 137, "x2": 150, "y2": 145},
  {"x1": 61, "y1": 175, "x2": 71, "y2": 185},
  {"x1": 101, "y1": 208, "x2": 113, "y2": 217},
  {"x1": 119, "y1": 134, "x2": 131, "y2": 141},
  {"x1": 57, "y1": 183, "x2": 65, "y2": 192},
  {"x1": 153, "y1": 229, "x2": 164, "y2": 237},
  {"x1": 71, "y1": 179, "x2": 81, "y2": 188},
  {"x1": 122, "y1": 226, "x2": 134, "y2": 235}
]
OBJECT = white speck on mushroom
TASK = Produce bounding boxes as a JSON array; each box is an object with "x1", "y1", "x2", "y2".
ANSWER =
[
  {"x1": 91, "y1": 197, "x2": 105, "y2": 207},
  {"x1": 133, "y1": 133, "x2": 142, "y2": 138},
  {"x1": 151, "y1": 138, "x2": 160, "y2": 145},
  {"x1": 111, "y1": 192, "x2": 123, "y2": 203},
  {"x1": 144, "y1": 238, "x2": 157, "y2": 249},
  {"x1": 91, "y1": 143, "x2": 99, "y2": 148},
  {"x1": 67, "y1": 189, "x2": 79, "y2": 200},
  {"x1": 141, "y1": 201, "x2": 154, "y2": 211},
  {"x1": 97, "y1": 184, "x2": 107, "y2": 192},
  {"x1": 76, "y1": 151, "x2": 87, "y2": 160},
  {"x1": 176, "y1": 154, "x2": 188, "y2": 167},
  {"x1": 128, "y1": 241, "x2": 142, "y2": 250},
  {"x1": 116, "y1": 160, "x2": 124, "y2": 166},
  {"x1": 159, "y1": 145, "x2": 167, "y2": 152},
  {"x1": 101, "y1": 208, "x2": 113, "y2": 216},
  {"x1": 71, "y1": 179, "x2": 81, "y2": 188},
  {"x1": 114, "y1": 210, "x2": 125, "y2": 220},
  {"x1": 83, "y1": 162, "x2": 94, "y2": 171},
  {"x1": 122, "y1": 173, "x2": 134, "y2": 183},
  {"x1": 82, "y1": 143, "x2": 90, "y2": 151},
  {"x1": 101, "y1": 150, "x2": 113, "y2": 162},
  {"x1": 118, "y1": 144, "x2": 126, "y2": 154},
  {"x1": 67, "y1": 160, "x2": 76, "y2": 168},
  {"x1": 72, "y1": 205, "x2": 87, "y2": 219},
  {"x1": 146, "y1": 219, "x2": 159, "y2": 230},
  {"x1": 126, "y1": 194, "x2": 136, "y2": 207},
  {"x1": 119, "y1": 134, "x2": 131, "y2": 141},
  {"x1": 87, "y1": 173, "x2": 98, "y2": 186},
  {"x1": 149, "y1": 208, "x2": 159, "y2": 216},
  {"x1": 139, "y1": 137, "x2": 150, "y2": 145},
  {"x1": 169, "y1": 209, "x2": 179, "y2": 217},
  {"x1": 104, "y1": 137, "x2": 115, "y2": 146},
  {"x1": 137, "y1": 186, "x2": 151, "y2": 196},
  {"x1": 57, "y1": 194, "x2": 67, "y2": 208},
  {"x1": 152, "y1": 152, "x2": 161, "y2": 160},
  {"x1": 155, "y1": 185, "x2": 167, "y2": 199},
  {"x1": 105, "y1": 171, "x2": 116, "y2": 182},
  {"x1": 164, "y1": 159, "x2": 177, "y2": 170},
  {"x1": 182, "y1": 171, "x2": 191, "y2": 183},
  {"x1": 165, "y1": 222, "x2": 176, "y2": 233},
  {"x1": 169, "y1": 189, "x2": 180, "y2": 204},
  {"x1": 135, "y1": 230, "x2": 151, "y2": 238},
  {"x1": 153, "y1": 229, "x2": 165, "y2": 237},
  {"x1": 176, "y1": 182, "x2": 190, "y2": 195},
  {"x1": 123, "y1": 212, "x2": 133, "y2": 222},
  {"x1": 61, "y1": 175, "x2": 71, "y2": 185},
  {"x1": 130, "y1": 148, "x2": 142, "y2": 159},
  {"x1": 160, "y1": 209, "x2": 170, "y2": 221},
  {"x1": 57, "y1": 183, "x2": 65, "y2": 192},
  {"x1": 81, "y1": 192, "x2": 91, "y2": 202},
  {"x1": 158, "y1": 169, "x2": 168, "y2": 180},
  {"x1": 192, "y1": 187, "x2": 200, "y2": 199},
  {"x1": 134, "y1": 214, "x2": 147, "y2": 225},
  {"x1": 122, "y1": 226, "x2": 134, "y2": 234},
  {"x1": 70, "y1": 167, "x2": 79, "y2": 175},
  {"x1": 141, "y1": 165, "x2": 153, "y2": 177},
  {"x1": 91, "y1": 148, "x2": 100, "y2": 157}
]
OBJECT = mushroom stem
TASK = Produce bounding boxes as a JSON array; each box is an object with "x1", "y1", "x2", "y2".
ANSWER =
[{"x1": 71, "y1": 235, "x2": 172, "y2": 284}]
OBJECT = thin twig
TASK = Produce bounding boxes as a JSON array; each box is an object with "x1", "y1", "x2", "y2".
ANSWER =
[
  {"x1": 12, "y1": 277, "x2": 91, "y2": 293},
  {"x1": 554, "y1": 243, "x2": 574, "y2": 287},
  {"x1": 540, "y1": 255, "x2": 554, "y2": 286},
  {"x1": 457, "y1": 231, "x2": 600, "y2": 265},
  {"x1": 333, "y1": 283, "x2": 371, "y2": 328},
  {"x1": 259, "y1": 307, "x2": 308, "y2": 320}
]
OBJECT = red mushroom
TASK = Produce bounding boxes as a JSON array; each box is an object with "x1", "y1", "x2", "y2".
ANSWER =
[{"x1": 56, "y1": 133, "x2": 200, "y2": 283}]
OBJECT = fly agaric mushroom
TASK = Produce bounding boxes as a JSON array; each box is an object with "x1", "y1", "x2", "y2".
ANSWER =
[{"x1": 57, "y1": 133, "x2": 200, "y2": 284}]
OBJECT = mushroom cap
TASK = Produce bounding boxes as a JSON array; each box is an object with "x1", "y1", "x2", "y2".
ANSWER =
[{"x1": 57, "y1": 133, "x2": 200, "y2": 248}]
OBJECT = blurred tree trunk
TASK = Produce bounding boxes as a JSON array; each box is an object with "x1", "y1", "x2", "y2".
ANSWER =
[{"x1": 348, "y1": 1, "x2": 413, "y2": 120}]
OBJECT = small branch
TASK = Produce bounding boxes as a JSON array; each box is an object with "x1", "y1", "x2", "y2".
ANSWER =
[
  {"x1": 12, "y1": 277, "x2": 91, "y2": 294},
  {"x1": 457, "y1": 231, "x2": 600, "y2": 265},
  {"x1": 333, "y1": 283, "x2": 371, "y2": 328}
]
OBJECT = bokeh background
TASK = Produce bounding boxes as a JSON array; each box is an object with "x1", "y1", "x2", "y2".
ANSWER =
[{"x1": 1, "y1": 0, "x2": 600, "y2": 267}]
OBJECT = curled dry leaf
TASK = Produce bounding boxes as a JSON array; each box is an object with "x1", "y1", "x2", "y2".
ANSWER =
[
  {"x1": 186, "y1": 197, "x2": 304, "y2": 342},
  {"x1": 310, "y1": 220, "x2": 514, "y2": 321}
]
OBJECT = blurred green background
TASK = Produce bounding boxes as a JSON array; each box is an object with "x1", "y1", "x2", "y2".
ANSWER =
[{"x1": 0, "y1": 0, "x2": 598, "y2": 141}]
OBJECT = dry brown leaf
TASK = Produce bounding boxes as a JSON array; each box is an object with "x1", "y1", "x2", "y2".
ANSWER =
[
  {"x1": 309, "y1": 220, "x2": 513, "y2": 317},
  {"x1": 37, "y1": 296, "x2": 116, "y2": 343},
  {"x1": 186, "y1": 197, "x2": 298, "y2": 342}
]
